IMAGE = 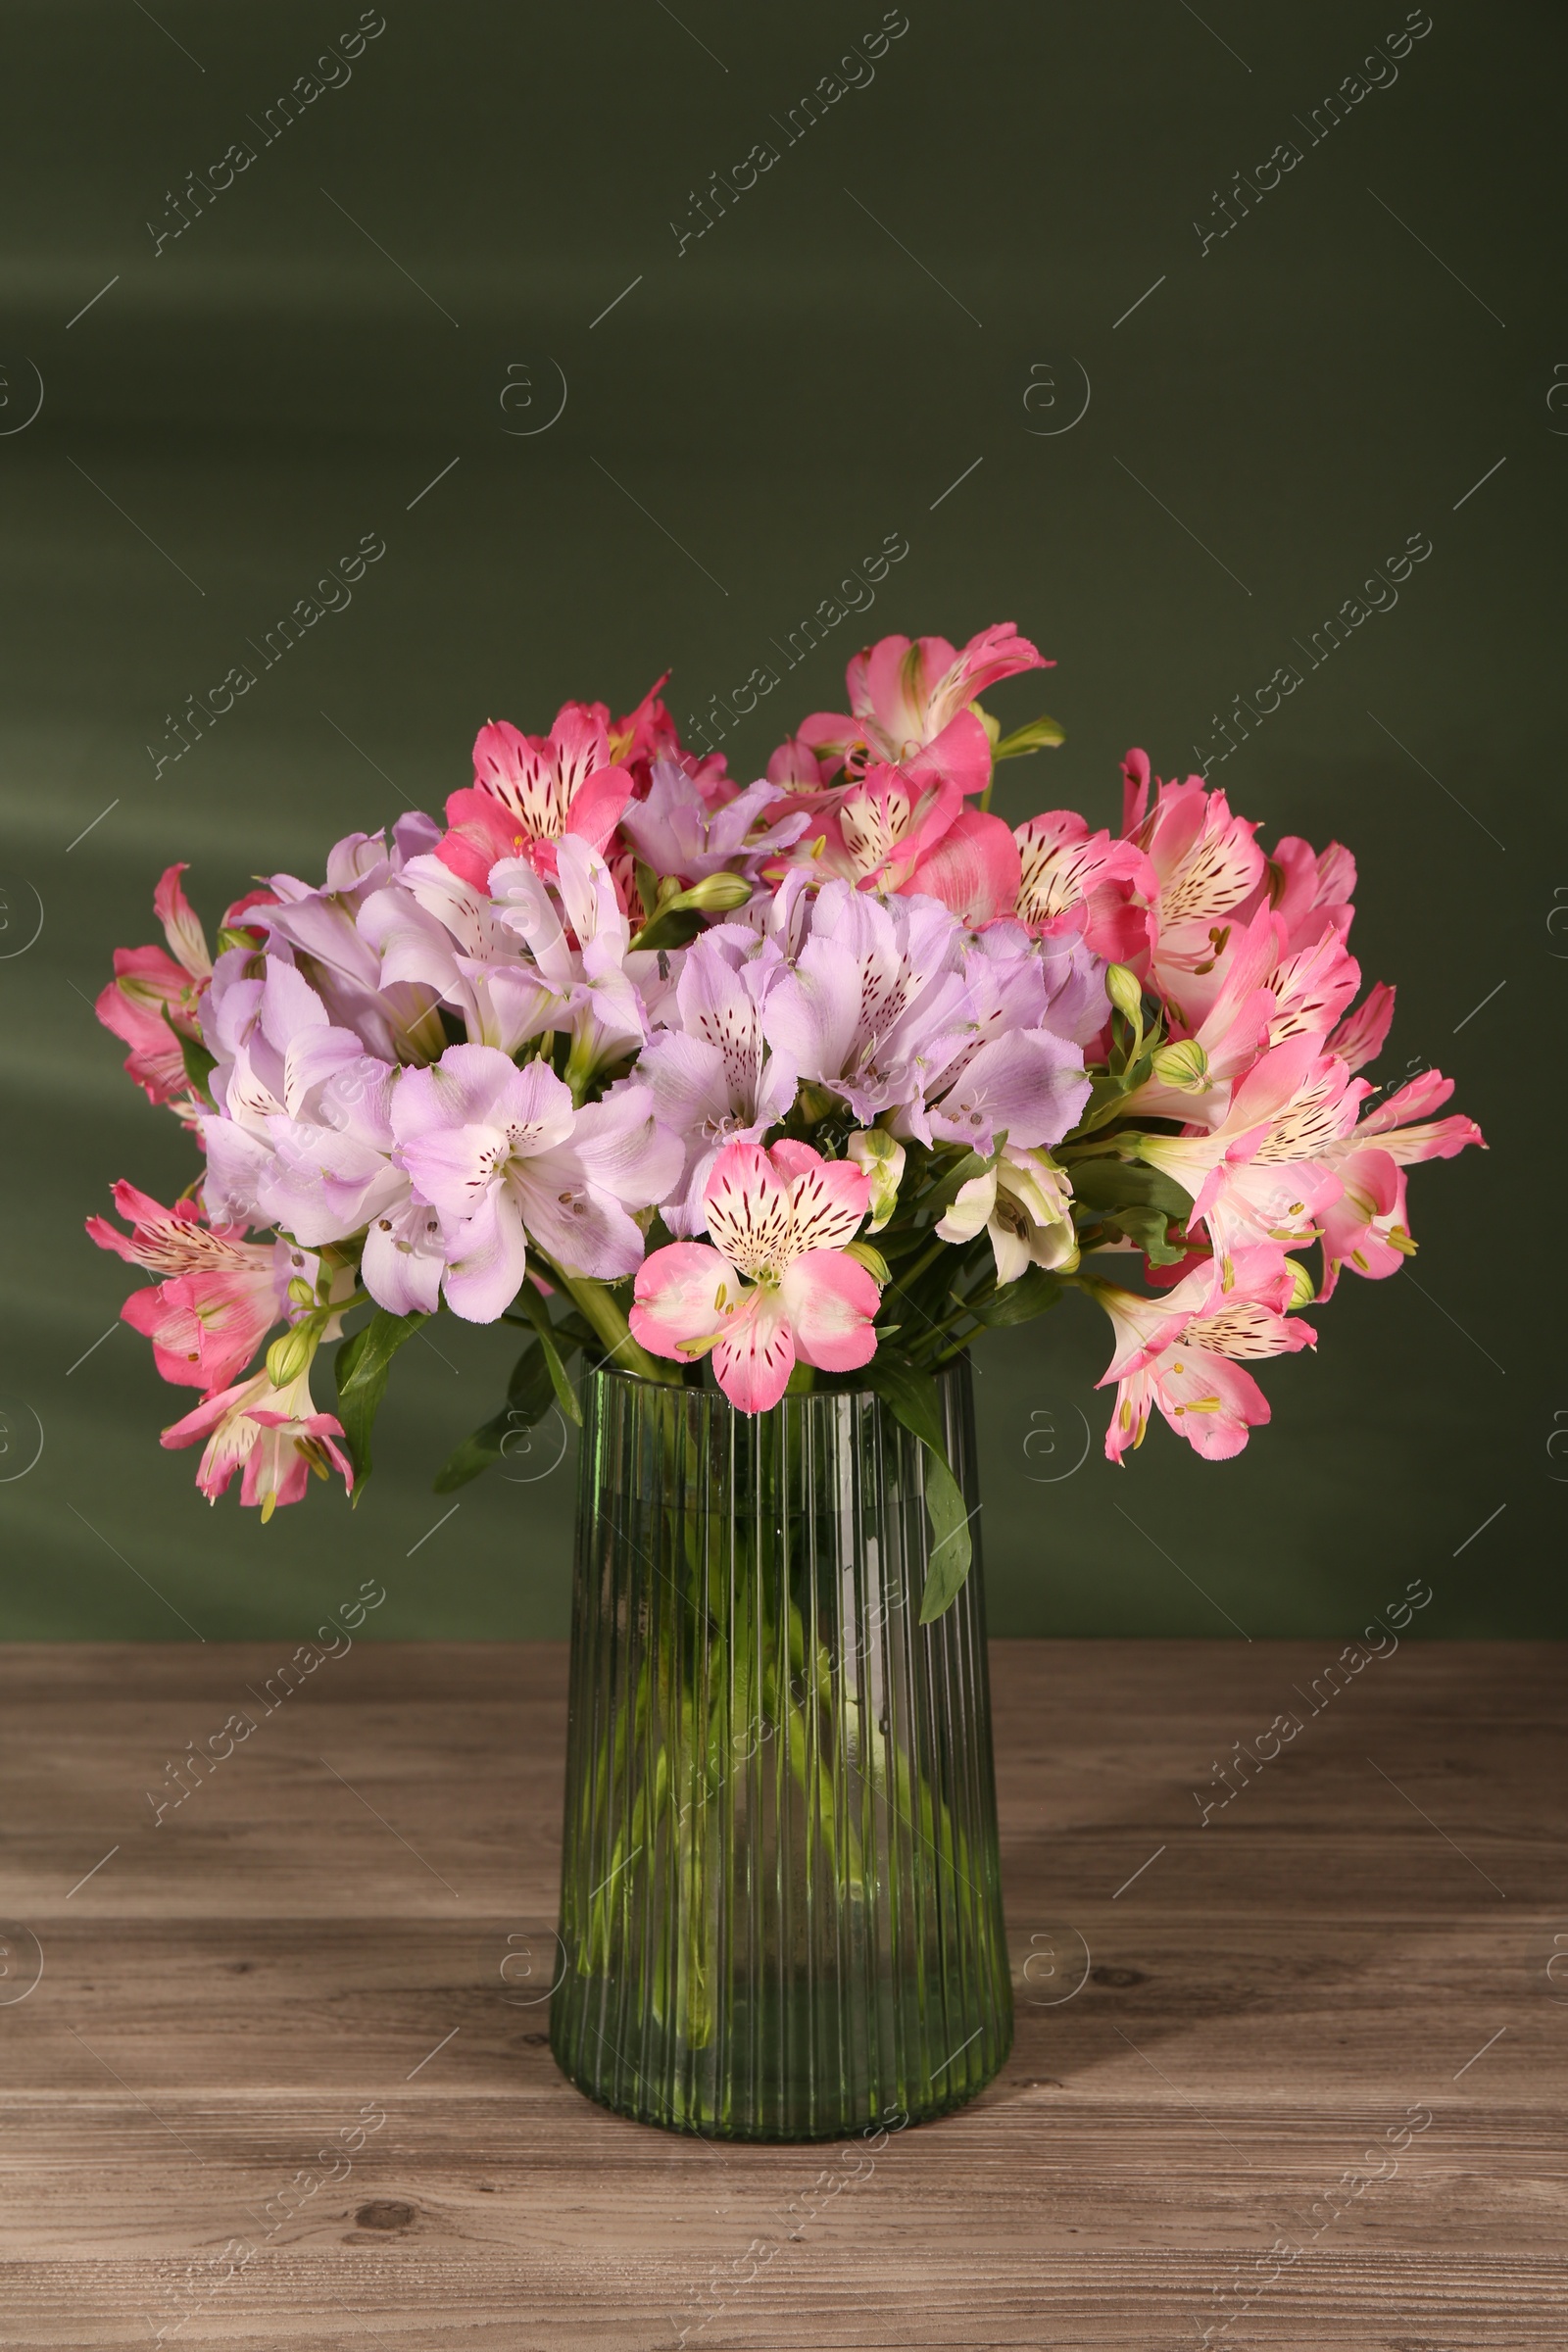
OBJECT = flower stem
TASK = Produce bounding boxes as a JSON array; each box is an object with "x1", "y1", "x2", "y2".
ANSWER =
[
  {"x1": 897, "y1": 1233, "x2": 950, "y2": 1291},
  {"x1": 538, "y1": 1258, "x2": 683, "y2": 1387}
]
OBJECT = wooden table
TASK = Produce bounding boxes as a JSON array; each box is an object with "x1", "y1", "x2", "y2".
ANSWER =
[{"x1": 2, "y1": 1641, "x2": 1561, "y2": 2348}]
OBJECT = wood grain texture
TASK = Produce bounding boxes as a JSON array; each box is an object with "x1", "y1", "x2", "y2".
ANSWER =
[{"x1": 0, "y1": 1640, "x2": 1562, "y2": 2349}]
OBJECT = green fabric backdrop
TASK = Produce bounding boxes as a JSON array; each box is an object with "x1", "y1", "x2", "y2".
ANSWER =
[{"x1": 0, "y1": 0, "x2": 1556, "y2": 1638}]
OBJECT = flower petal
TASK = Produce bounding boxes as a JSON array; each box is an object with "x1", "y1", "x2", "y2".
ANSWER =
[
  {"x1": 778, "y1": 1251, "x2": 880, "y2": 1374},
  {"x1": 440, "y1": 1194, "x2": 528, "y2": 1323},
  {"x1": 711, "y1": 1286, "x2": 797, "y2": 1412},
  {"x1": 630, "y1": 1242, "x2": 736, "y2": 1360}
]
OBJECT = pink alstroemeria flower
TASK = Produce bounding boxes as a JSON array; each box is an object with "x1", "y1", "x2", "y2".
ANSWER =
[
  {"x1": 162, "y1": 1363, "x2": 353, "y2": 1519},
  {"x1": 392, "y1": 1045, "x2": 679, "y2": 1321},
  {"x1": 1316, "y1": 1069, "x2": 1486, "y2": 1298},
  {"x1": 630, "y1": 1141, "x2": 880, "y2": 1412},
  {"x1": 1013, "y1": 810, "x2": 1158, "y2": 967},
  {"x1": 902, "y1": 805, "x2": 1024, "y2": 925},
  {"x1": 85, "y1": 1180, "x2": 302, "y2": 1393},
  {"x1": 436, "y1": 703, "x2": 634, "y2": 889},
  {"x1": 1136, "y1": 1035, "x2": 1369, "y2": 1257},
  {"x1": 1260, "y1": 833, "x2": 1358, "y2": 954},
  {"x1": 1091, "y1": 1246, "x2": 1316, "y2": 1464},
  {"x1": 769, "y1": 623, "x2": 1050, "y2": 802},
  {"x1": 1127, "y1": 775, "x2": 1268, "y2": 1029},
  {"x1": 95, "y1": 862, "x2": 214, "y2": 1106},
  {"x1": 1325, "y1": 981, "x2": 1396, "y2": 1074},
  {"x1": 608, "y1": 674, "x2": 734, "y2": 806}
]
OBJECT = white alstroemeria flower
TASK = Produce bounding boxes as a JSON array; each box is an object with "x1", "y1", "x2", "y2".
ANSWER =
[{"x1": 936, "y1": 1146, "x2": 1078, "y2": 1285}]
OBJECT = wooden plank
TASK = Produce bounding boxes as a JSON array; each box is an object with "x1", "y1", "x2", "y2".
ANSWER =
[{"x1": 0, "y1": 1641, "x2": 1563, "y2": 2347}]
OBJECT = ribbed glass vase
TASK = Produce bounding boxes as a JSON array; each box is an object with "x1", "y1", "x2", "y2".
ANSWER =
[{"x1": 549, "y1": 1356, "x2": 1011, "y2": 2140}]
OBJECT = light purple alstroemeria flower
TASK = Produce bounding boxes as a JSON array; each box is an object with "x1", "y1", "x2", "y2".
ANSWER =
[
  {"x1": 894, "y1": 922, "x2": 1100, "y2": 1152},
  {"x1": 198, "y1": 960, "x2": 368, "y2": 1222},
  {"x1": 259, "y1": 816, "x2": 446, "y2": 1064},
  {"x1": 489, "y1": 837, "x2": 654, "y2": 1084},
  {"x1": 196, "y1": 958, "x2": 451, "y2": 1309},
  {"x1": 636, "y1": 931, "x2": 799, "y2": 1235},
  {"x1": 359, "y1": 852, "x2": 566, "y2": 1056},
  {"x1": 390, "y1": 1045, "x2": 681, "y2": 1321},
  {"x1": 759, "y1": 881, "x2": 973, "y2": 1123},
  {"x1": 619, "y1": 759, "x2": 809, "y2": 889}
]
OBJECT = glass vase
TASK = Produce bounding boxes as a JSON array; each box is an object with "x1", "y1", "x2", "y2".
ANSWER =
[{"x1": 549, "y1": 1356, "x2": 1012, "y2": 2140}]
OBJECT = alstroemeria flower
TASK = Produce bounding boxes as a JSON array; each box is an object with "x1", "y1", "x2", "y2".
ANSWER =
[
  {"x1": 635, "y1": 932, "x2": 798, "y2": 1235},
  {"x1": 1135, "y1": 1035, "x2": 1369, "y2": 1257},
  {"x1": 808, "y1": 759, "x2": 964, "y2": 893},
  {"x1": 95, "y1": 861, "x2": 213, "y2": 1107},
  {"x1": 607, "y1": 674, "x2": 734, "y2": 805},
  {"x1": 618, "y1": 760, "x2": 808, "y2": 888},
  {"x1": 761, "y1": 881, "x2": 973, "y2": 1122},
  {"x1": 630, "y1": 1141, "x2": 880, "y2": 1412},
  {"x1": 1326, "y1": 981, "x2": 1396, "y2": 1074},
  {"x1": 1091, "y1": 1246, "x2": 1316, "y2": 1464},
  {"x1": 1260, "y1": 833, "x2": 1358, "y2": 954},
  {"x1": 1316, "y1": 1069, "x2": 1485, "y2": 1298},
  {"x1": 1260, "y1": 922, "x2": 1361, "y2": 1051},
  {"x1": 359, "y1": 853, "x2": 566, "y2": 1057},
  {"x1": 392, "y1": 1045, "x2": 679, "y2": 1321},
  {"x1": 936, "y1": 1146, "x2": 1078, "y2": 1284},
  {"x1": 1118, "y1": 900, "x2": 1281, "y2": 1126},
  {"x1": 769, "y1": 623, "x2": 1050, "y2": 803},
  {"x1": 902, "y1": 805, "x2": 1023, "y2": 926},
  {"x1": 436, "y1": 703, "x2": 634, "y2": 889},
  {"x1": 1013, "y1": 810, "x2": 1157, "y2": 967},
  {"x1": 489, "y1": 838, "x2": 651, "y2": 1082},
  {"x1": 1129, "y1": 776, "x2": 1267, "y2": 1029},
  {"x1": 196, "y1": 959, "x2": 384, "y2": 1231},
  {"x1": 161, "y1": 1362, "x2": 353, "y2": 1519},
  {"x1": 85, "y1": 1180, "x2": 303, "y2": 1393},
  {"x1": 261, "y1": 816, "x2": 446, "y2": 1065},
  {"x1": 900, "y1": 923, "x2": 1100, "y2": 1152}
]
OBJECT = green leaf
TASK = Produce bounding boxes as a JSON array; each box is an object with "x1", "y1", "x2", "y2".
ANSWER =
[
  {"x1": 1068, "y1": 1159, "x2": 1195, "y2": 1218},
  {"x1": 334, "y1": 1309, "x2": 427, "y2": 1498},
  {"x1": 628, "y1": 903, "x2": 710, "y2": 956},
  {"x1": 1097, "y1": 1204, "x2": 1189, "y2": 1266},
  {"x1": 1069, "y1": 1049, "x2": 1160, "y2": 1133},
  {"x1": 861, "y1": 1355, "x2": 975, "y2": 1618},
  {"x1": 160, "y1": 1004, "x2": 217, "y2": 1103},
  {"x1": 431, "y1": 1342, "x2": 557, "y2": 1494},
  {"x1": 861, "y1": 1353, "x2": 948, "y2": 1457},
  {"x1": 993, "y1": 713, "x2": 1066, "y2": 760},
  {"x1": 965, "y1": 1265, "x2": 1062, "y2": 1327},
  {"x1": 512, "y1": 1287, "x2": 583, "y2": 1425},
  {"x1": 918, "y1": 1147, "x2": 993, "y2": 1220},
  {"x1": 917, "y1": 1451, "x2": 975, "y2": 1624}
]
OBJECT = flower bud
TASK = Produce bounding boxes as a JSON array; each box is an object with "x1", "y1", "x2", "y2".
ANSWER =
[
  {"x1": 1150, "y1": 1038, "x2": 1209, "y2": 1093},
  {"x1": 678, "y1": 870, "x2": 754, "y2": 913},
  {"x1": 286, "y1": 1276, "x2": 316, "y2": 1311},
  {"x1": 843, "y1": 1239, "x2": 891, "y2": 1286},
  {"x1": 266, "y1": 1319, "x2": 319, "y2": 1388},
  {"x1": 847, "y1": 1129, "x2": 906, "y2": 1232},
  {"x1": 1105, "y1": 963, "x2": 1145, "y2": 1026},
  {"x1": 1283, "y1": 1256, "x2": 1315, "y2": 1308}
]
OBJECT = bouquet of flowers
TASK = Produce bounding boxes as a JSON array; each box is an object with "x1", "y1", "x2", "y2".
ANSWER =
[{"x1": 92, "y1": 621, "x2": 1482, "y2": 1610}]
